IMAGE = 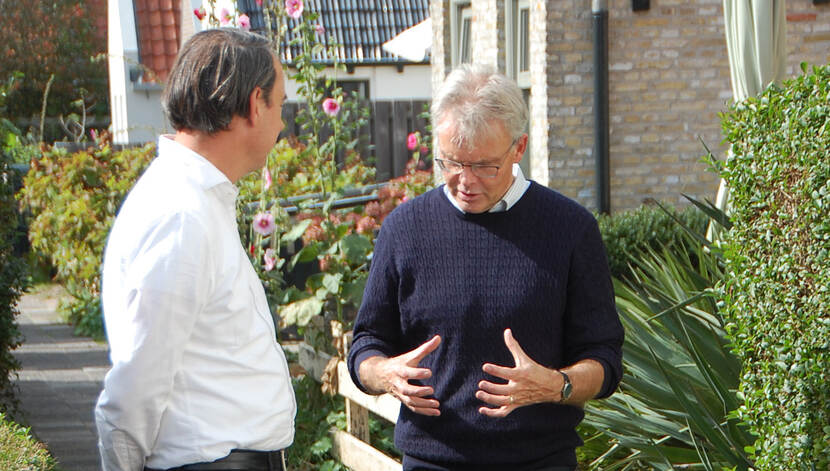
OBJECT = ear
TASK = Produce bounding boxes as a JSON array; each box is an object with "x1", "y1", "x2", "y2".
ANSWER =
[
  {"x1": 247, "y1": 86, "x2": 264, "y2": 125},
  {"x1": 512, "y1": 133, "x2": 529, "y2": 163}
]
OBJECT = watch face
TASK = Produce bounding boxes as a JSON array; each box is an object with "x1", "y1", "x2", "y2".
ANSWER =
[{"x1": 562, "y1": 381, "x2": 573, "y2": 399}]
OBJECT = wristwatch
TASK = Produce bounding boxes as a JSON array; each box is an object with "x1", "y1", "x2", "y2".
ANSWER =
[{"x1": 557, "y1": 370, "x2": 572, "y2": 403}]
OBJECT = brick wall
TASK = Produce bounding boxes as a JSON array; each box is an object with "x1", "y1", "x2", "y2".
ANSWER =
[
  {"x1": 547, "y1": 0, "x2": 830, "y2": 212},
  {"x1": 431, "y1": 0, "x2": 830, "y2": 212}
]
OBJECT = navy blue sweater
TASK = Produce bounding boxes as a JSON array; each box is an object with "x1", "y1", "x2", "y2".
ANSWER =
[{"x1": 347, "y1": 183, "x2": 624, "y2": 469}]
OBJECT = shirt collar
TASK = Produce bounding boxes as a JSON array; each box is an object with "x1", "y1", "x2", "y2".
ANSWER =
[
  {"x1": 443, "y1": 163, "x2": 531, "y2": 214},
  {"x1": 158, "y1": 135, "x2": 237, "y2": 198}
]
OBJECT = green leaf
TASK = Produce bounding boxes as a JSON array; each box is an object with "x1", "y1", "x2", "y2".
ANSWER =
[
  {"x1": 289, "y1": 244, "x2": 320, "y2": 270},
  {"x1": 322, "y1": 272, "x2": 343, "y2": 295},
  {"x1": 339, "y1": 233, "x2": 373, "y2": 265},
  {"x1": 283, "y1": 218, "x2": 312, "y2": 244},
  {"x1": 280, "y1": 297, "x2": 323, "y2": 327}
]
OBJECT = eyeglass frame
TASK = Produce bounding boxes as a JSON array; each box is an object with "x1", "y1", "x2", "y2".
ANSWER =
[{"x1": 434, "y1": 138, "x2": 518, "y2": 179}]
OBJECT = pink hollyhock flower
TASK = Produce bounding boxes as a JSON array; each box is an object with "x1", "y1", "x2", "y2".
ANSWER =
[
  {"x1": 262, "y1": 166, "x2": 272, "y2": 190},
  {"x1": 420, "y1": 145, "x2": 429, "y2": 154},
  {"x1": 322, "y1": 98, "x2": 340, "y2": 116},
  {"x1": 238, "y1": 14, "x2": 251, "y2": 30},
  {"x1": 193, "y1": 7, "x2": 206, "y2": 20},
  {"x1": 285, "y1": 0, "x2": 303, "y2": 19},
  {"x1": 219, "y1": 7, "x2": 232, "y2": 25},
  {"x1": 256, "y1": 0, "x2": 263, "y2": 6},
  {"x1": 253, "y1": 212, "x2": 276, "y2": 235},
  {"x1": 315, "y1": 24, "x2": 325, "y2": 35},
  {"x1": 407, "y1": 132, "x2": 418, "y2": 151},
  {"x1": 263, "y1": 248, "x2": 277, "y2": 271}
]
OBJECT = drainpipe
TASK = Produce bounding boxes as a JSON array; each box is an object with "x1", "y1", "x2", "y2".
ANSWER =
[{"x1": 592, "y1": 0, "x2": 611, "y2": 214}]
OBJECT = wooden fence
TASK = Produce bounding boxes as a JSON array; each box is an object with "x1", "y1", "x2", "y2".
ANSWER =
[
  {"x1": 281, "y1": 99, "x2": 430, "y2": 182},
  {"x1": 299, "y1": 339, "x2": 402, "y2": 471}
]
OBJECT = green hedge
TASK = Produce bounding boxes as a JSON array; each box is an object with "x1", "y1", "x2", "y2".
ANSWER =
[
  {"x1": 598, "y1": 204, "x2": 708, "y2": 280},
  {"x1": 0, "y1": 413, "x2": 57, "y2": 471},
  {"x1": 0, "y1": 150, "x2": 26, "y2": 412},
  {"x1": 18, "y1": 143, "x2": 155, "y2": 338},
  {"x1": 718, "y1": 63, "x2": 829, "y2": 470}
]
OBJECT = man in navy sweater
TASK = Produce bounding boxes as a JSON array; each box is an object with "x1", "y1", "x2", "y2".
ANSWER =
[{"x1": 347, "y1": 65, "x2": 624, "y2": 471}]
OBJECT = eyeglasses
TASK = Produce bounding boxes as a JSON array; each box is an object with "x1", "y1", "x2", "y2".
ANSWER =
[{"x1": 435, "y1": 139, "x2": 516, "y2": 179}]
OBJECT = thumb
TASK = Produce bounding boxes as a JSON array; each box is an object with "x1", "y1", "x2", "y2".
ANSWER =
[
  {"x1": 406, "y1": 335, "x2": 442, "y2": 366},
  {"x1": 503, "y1": 329, "x2": 528, "y2": 366}
]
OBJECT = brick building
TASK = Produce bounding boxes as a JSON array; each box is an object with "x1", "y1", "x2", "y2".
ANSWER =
[{"x1": 430, "y1": 0, "x2": 830, "y2": 212}]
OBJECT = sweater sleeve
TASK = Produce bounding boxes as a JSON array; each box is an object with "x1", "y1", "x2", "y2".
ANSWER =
[
  {"x1": 563, "y1": 216, "x2": 624, "y2": 399},
  {"x1": 347, "y1": 217, "x2": 404, "y2": 393}
]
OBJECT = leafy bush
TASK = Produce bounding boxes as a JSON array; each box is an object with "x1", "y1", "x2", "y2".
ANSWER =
[
  {"x1": 0, "y1": 139, "x2": 27, "y2": 413},
  {"x1": 582, "y1": 203, "x2": 754, "y2": 471},
  {"x1": 0, "y1": 413, "x2": 58, "y2": 471},
  {"x1": 18, "y1": 143, "x2": 155, "y2": 338},
  {"x1": 597, "y1": 203, "x2": 708, "y2": 280},
  {"x1": 1, "y1": 0, "x2": 108, "y2": 125},
  {"x1": 716, "y1": 63, "x2": 830, "y2": 470}
]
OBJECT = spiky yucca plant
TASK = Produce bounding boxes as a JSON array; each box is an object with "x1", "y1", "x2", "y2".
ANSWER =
[{"x1": 581, "y1": 200, "x2": 754, "y2": 471}]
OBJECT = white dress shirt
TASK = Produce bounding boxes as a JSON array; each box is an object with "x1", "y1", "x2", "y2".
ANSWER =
[
  {"x1": 443, "y1": 163, "x2": 531, "y2": 213},
  {"x1": 95, "y1": 136, "x2": 296, "y2": 471}
]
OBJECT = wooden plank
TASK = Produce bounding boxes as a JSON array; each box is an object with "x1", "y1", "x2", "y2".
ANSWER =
[
  {"x1": 336, "y1": 361, "x2": 400, "y2": 424},
  {"x1": 392, "y1": 100, "x2": 414, "y2": 177},
  {"x1": 297, "y1": 342, "x2": 332, "y2": 382},
  {"x1": 298, "y1": 344, "x2": 401, "y2": 424},
  {"x1": 330, "y1": 428, "x2": 401, "y2": 471},
  {"x1": 373, "y1": 101, "x2": 393, "y2": 181},
  {"x1": 346, "y1": 399, "x2": 370, "y2": 443}
]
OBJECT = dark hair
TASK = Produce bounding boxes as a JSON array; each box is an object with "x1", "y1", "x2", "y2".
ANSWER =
[{"x1": 162, "y1": 28, "x2": 277, "y2": 134}]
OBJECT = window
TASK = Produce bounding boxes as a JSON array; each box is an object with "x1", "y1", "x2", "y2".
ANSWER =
[
  {"x1": 507, "y1": 0, "x2": 530, "y2": 88},
  {"x1": 451, "y1": 2, "x2": 473, "y2": 66}
]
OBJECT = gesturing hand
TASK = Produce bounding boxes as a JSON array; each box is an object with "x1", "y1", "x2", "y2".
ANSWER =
[
  {"x1": 476, "y1": 329, "x2": 562, "y2": 418},
  {"x1": 359, "y1": 335, "x2": 442, "y2": 416}
]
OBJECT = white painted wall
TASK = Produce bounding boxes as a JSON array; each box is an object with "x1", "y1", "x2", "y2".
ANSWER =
[{"x1": 284, "y1": 64, "x2": 432, "y2": 100}]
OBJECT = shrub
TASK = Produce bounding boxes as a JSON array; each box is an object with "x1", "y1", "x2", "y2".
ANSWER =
[
  {"x1": 582, "y1": 205, "x2": 754, "y2": 470},
  {"x1": 597, "y1": 204, "x2": 708, "y2": 280},
  {"x1": 17, "y1": 143, "x2": 155, "y2": 338},
  {"x1": 0, "y1": 142, "x2": 27, "y2": 413},
  {"x1": 1, "y1": 0, "x2": 107, "y2": 125},
  {"x1": 0, "y1": 413, "x2": 58, "y2": 471},
  {"x1": 716, "y1": 63, "x2": 830, "y2": 470}
]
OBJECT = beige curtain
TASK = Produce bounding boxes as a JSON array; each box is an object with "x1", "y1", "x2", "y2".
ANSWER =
[{"x1": 712, "y1": 1, "x2": 787, "y2": 236}]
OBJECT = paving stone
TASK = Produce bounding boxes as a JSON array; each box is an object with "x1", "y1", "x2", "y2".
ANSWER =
[{"x1": 12, "y1": 291, "x2": 107, "y2": 471}]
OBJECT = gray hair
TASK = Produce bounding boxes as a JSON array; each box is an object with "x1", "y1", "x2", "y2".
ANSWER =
[{"x1": 431, "y1": 64, "x2": 528, "y2": 148}]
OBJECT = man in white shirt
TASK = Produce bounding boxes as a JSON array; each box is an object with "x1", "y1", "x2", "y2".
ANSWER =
[{"x1": 95, "y1": 28, "x2": 295, "y2": 471}]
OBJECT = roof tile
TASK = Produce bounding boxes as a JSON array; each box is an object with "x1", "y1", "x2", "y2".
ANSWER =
[
  {"x1": 239, "y1": 0, "x2": 429, "y2": 64},
  {"x1": 134, "y1": 0, "x2": 181, "y2": 82}
]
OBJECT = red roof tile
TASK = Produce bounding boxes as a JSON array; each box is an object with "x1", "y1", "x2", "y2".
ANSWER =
[{"x1": 134, "y1": 0, "x2": 181, "y2": 82}]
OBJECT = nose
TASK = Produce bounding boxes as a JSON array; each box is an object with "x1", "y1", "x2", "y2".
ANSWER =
[{"x1": 458, "y1": 165, "x2": 478, "y2": 185}]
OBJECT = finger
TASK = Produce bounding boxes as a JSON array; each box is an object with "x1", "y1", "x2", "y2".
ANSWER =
[
  {"x1": 478, "y1": 405, "x2": 514, "y2": 418},
  {"x1": 402, "y1": 395, "x2": 440, "y2": 410},
  {"x1": 475, "y1": 390, "x2": 512, "y2": 407},
  {"x1": 406, "y1": 335, "x2": 442, "y2": 365},
  {"x1": 477, "y1": 380, "x2": 511, "y2": 396},
  {"x1": 410, "y1": 405, "x2": 441, "y2": 416},
  {"x1": 503, "y1": 329, "x2": 529, "y2": 366},
  {"x1": 481, "y1": 362, "x2": 516, "y2": 380},
  {"x1": 398, "y1": 365, "x2": 433, "y2": 381},
  {"x1": 396, "y1": 381, "x2": 435, "y2": 398}
]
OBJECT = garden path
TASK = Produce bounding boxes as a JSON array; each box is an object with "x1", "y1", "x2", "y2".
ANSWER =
[{"x1": 10, "y1": 285, "x2": 108, "y2": 471}]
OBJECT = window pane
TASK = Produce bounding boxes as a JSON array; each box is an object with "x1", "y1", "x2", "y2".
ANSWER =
[
  {"x1": 461, "y1": 17, "x2": 472, "y2": 63},
  {"x1": 519, "y1": 9, "x2": 529, "y2": 72}
]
